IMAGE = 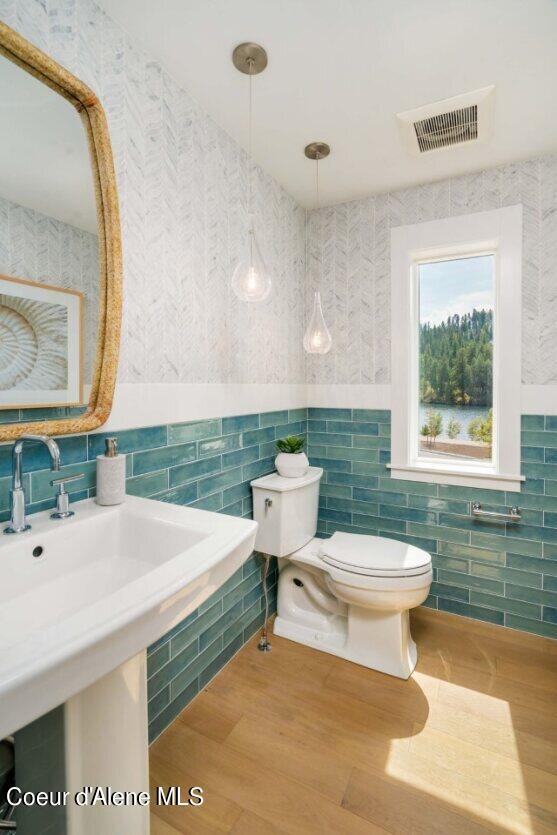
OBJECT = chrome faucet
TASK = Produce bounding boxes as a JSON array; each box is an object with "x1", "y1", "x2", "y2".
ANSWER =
[{"x1": 4, "y1": 434, "x2": 61, "y2": 534}]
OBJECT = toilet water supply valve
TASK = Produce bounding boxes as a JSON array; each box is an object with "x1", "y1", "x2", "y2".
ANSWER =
[
  {"x1": 258, "y1": 551, "x2": 272, "y2": 653},
  {"x1": 258, "y1": 496, "x2": 273, "y2": 652}
]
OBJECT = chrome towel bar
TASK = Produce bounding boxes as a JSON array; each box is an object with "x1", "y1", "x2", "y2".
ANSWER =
[{"x1": 472, "y1": 501, "x2": 521, "y2": 523}]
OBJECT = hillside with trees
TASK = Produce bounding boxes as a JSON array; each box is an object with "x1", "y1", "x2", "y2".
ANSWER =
[{"x1": 420, "y1": 309, "x2": 493, "y2": 407}]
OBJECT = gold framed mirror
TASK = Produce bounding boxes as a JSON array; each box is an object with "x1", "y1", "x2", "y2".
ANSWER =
[{"x1": 0, "y1": 21, "x2": 122, "y2": 441}]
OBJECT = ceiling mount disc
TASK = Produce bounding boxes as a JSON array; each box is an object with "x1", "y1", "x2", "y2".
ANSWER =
[
  {"x1": 232, "y1": 42, "x2": 268, "y2": 75},
  {"x1": 304, "y1": 142, "x2": 331, "y2": 160}
]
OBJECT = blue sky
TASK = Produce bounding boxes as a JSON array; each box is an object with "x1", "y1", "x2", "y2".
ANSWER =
[{"x1": 419, "y1": 255, "x2": 494, "y2": 326}]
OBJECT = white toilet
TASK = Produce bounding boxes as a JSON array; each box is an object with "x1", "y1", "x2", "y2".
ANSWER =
[{"x1": 251, "y1": 466, "x2": 432, "y2": 679}]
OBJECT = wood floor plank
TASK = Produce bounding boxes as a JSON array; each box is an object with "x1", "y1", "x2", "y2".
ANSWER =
[
  {"x1": 416, "y1": 651, "x2": 557, "y2": 718},
  {"x1": 150, "y1": 752, "x2": 242, "y2": 833},
  {"x1": 365, "y1": 744, "x2": 557, "y2": 835},
  {"x1": 150, "y1": 814, "x2": 185, "y2": 835},
  {"x1": 408, "y1": 724, "x2": 557, "y2": 815},
  {"x1": 242, "y1": 630, "x2": 336, "y2": 680},
  {"x1": 411, "y1": 619, "x2": 499, "y2": 676},
  {"x1": 343, "y1": 766, "x2": 495, "y2": 835},
  {"x1": 437, "y1": 677, "x2": 557, "y2": 744},
  {"x1": 411, "y1": 608, "x2": 557, "y2": 656},
  {"x1": 229, "y1": 809, "x2": 287, "y2": 834},
  {"x1": 224, "y1": 636, "x2": 335, "y2": 693},
  {"x1": 152, "y1": 721, "x2": 389, "y2": 834},
  {"x1": 225, "y1": 713, "x2": 356, "y2": 804},
  {"x1": 423, "y1": 699, "x2": 557, "y2": 775},
  {"x1": 323, "y1": 658, "x2": 436, "y2": 724},
  {"x1": 412, "y1": 612, "x2": 557, "y2": 690},
  {"x1": 496, "y1": 655, "x2": 557, "y2": 693},
  {"x1": 205, "y1": 685, "x2": 412, "y2": 778},
  {"x1": 207, "y1": 661, "x2": 417, "y2": 749},
  {"x1": 178, "y1": 693, "x2": 243, "y2": 743}
]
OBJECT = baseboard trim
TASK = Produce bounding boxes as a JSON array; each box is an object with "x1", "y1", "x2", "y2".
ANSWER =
[{"x1": 412, "y1": 606, "x2": 557, "y2": 654}]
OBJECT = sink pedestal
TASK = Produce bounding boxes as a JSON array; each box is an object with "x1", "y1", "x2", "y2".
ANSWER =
[{"x1": 65, "y1": 651, "x2": 149, "y2": 835}]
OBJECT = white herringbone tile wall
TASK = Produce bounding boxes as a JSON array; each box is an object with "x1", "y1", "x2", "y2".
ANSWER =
[
  {"x1": 1, "y1": 0, "x2": 306, "y2": 386},
  {"x1": 306, "y1": 156, "x2": 557, "y2": 386},
  {"x1": 0, "y1": 195, "x2": 99, "y2": 381},
  {"x1": 4, "y1": 0, "x2": 557, "y2": 394}
]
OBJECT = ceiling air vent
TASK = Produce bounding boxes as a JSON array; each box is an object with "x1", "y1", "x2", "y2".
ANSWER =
[
  {"x1": 397, "y1": 86, "x2": 494, "y2": 156},
  {"x1": 414, "y1": 105, "x2": 477, "y2": 152}
]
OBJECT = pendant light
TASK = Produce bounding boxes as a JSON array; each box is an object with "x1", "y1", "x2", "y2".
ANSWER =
[
  {"x1": 231, "y1": 42, "x2": 271, "y2": 302},
  {"x1": 303, "y1": 142, "x2": 332, "y2": 354}
]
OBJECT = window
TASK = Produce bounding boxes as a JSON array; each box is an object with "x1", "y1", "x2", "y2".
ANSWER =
[
  {"x1": 390, "y1": 206, "x2": 523, "y2": 491},
  {"x1": 418, "y1": 254, "x2": 494, "y2": 465}
]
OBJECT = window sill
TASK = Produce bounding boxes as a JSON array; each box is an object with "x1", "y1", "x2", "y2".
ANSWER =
[{"x1": 387, "y1": 463, "x2": 524, "y2": 492}]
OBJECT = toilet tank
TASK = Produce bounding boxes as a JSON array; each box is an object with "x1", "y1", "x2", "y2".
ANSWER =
[{"x1": 250, "y1": 467, "x2": 323, "y2": 557}]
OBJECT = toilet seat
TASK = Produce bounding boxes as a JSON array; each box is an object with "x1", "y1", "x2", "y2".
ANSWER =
[{"x1": 320, "y1": 531, "x2": 431, "y2": 578}]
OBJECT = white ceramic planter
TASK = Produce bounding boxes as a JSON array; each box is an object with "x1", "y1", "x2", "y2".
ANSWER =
[{"x1": 275, "y1": 451, "x2": 309, "y2": 478}]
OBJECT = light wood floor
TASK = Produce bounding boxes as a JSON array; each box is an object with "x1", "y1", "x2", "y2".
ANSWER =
[{"x1": 150, "y1": 610, "x2": 557, "y2": 834}]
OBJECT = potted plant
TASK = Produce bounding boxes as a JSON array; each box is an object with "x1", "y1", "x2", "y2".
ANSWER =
[{"x1": 275, "y1": 435, "x2": 309, "y2": 478}]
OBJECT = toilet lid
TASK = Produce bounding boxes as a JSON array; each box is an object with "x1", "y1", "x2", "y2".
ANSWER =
[{"x1": 320, "y1": 532, "x2": 431, "y2": 577}]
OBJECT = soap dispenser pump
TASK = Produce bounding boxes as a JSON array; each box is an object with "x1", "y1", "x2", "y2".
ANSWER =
[{"x1": 96, "y1": 436, "x2": 126, "y2": 506}]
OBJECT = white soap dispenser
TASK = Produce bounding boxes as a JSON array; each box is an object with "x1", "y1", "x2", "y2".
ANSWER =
[{"x1": 96, "y1": 437, "x2": 126, "y2": 505}]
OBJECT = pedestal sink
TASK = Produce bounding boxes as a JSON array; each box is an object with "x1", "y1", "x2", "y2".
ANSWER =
[{"x1": 0, "y1": 495, "x2": 258, "y2": 833}]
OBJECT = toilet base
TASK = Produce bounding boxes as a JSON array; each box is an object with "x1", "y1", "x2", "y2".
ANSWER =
[
  {"x1": 274, "y1": 607, "x2": 418, "y2": 679},
  {"x1": 275, "y1": 563, "x2": 419, "y2": 678}
]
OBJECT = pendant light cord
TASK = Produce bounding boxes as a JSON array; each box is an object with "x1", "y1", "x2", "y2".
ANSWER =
[
  {"x1": 315, "y1": 155, "x2": 320, "y2": 210},
  {"x1": 315, "y1": 154, "x2": 321, "y2": 295},
  {"x1": 248, "y1": 57, "x2": 254, "y2": 218},
  {"x1": 303, "y1": 141, "x2": 331, "y2": 353}
]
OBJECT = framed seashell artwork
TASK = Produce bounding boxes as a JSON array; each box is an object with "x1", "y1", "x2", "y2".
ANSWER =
[{"x1": 0, "y1": 274, "x2": 83, "y2": 409}]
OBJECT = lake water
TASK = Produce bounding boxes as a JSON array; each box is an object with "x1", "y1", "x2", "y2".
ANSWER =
[{"x1": 419, "y1": 404, "x2": 490, "y2": 441}]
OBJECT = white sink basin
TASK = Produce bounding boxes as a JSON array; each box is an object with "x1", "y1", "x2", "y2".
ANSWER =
[{"x1": 0, "y1": 495, "x2": 257, "y2": 738}]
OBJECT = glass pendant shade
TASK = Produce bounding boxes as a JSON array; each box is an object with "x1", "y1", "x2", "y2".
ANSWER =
[
  {"x1": 232, "y1": 224, "x2": 271, "y2": 302},
  {"x1": 304, "y1": 291, "x2": 332, "y2": 354}
]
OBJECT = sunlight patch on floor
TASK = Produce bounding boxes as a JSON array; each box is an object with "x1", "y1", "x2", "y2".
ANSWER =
[{"x1": 384, "y1": 674, "x2": 531, "y2": 834}]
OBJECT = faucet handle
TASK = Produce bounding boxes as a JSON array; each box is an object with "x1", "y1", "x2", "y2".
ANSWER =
[
  {"x1": 50, "y1": 473, "x2": 85, "y2": 519},
  {"x1": 50, "y1": 473, "x2": 85, "y2": 488}
]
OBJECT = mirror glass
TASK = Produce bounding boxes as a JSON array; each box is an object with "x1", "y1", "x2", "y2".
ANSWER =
[{"x1": 0, "y1": 53, "x2": 98, "y2": 424}]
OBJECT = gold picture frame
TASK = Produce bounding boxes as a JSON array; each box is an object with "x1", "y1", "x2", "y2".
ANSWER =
[{"x1": 0, "y1": 20, "x2": 122, "y2": 441}]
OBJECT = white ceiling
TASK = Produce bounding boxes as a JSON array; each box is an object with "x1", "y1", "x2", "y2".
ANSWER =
[
  {"x1": 102, "y1": 0, "x2": 557, "y2": 208},
  {"x1": 0, "y1": 54, "x2": 97, "y2": 234}
]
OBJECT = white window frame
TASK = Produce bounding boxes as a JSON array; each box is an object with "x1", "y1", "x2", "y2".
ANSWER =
[{"x1": 389, "y1": 205, "x2": 523, "y2": 492}]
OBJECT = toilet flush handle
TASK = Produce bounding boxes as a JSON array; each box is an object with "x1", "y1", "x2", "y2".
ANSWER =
[{"x1": 264, "y1": 497, "x2": 273, "y2": 513}]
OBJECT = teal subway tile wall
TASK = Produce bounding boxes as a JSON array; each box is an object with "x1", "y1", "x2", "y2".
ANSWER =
[
  {"x1": 0, "y1": 406, "x2": 86, "y2": 424},
  {"x1": 13, "y1": 707, "x2": 66, "y2": 835},
  {"x1": 2, "y1": 409, "x2": 305, "y2": 741},
  {"x1": 6, "y1": 404, "x2": 557, "y2": 743},
  {"x1": 308, "y1": 408, "x2": 557, "y2": 642}
]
